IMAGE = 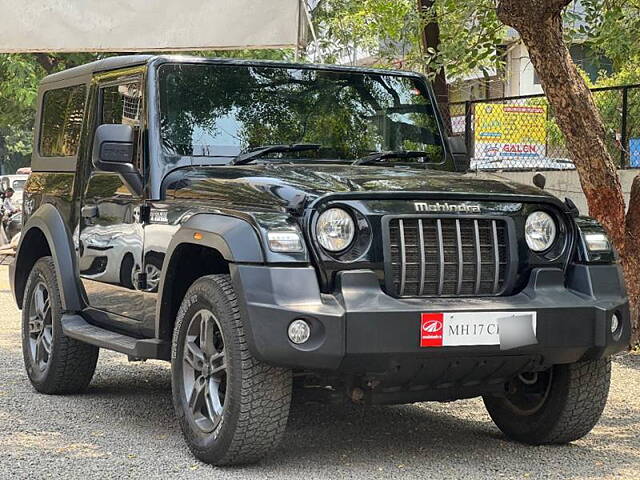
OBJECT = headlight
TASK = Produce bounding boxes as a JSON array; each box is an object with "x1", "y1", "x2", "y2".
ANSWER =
[
  {"x1": 316, "y1": 208, "x2": 355, "y2": 252},
  {"x1": 525, "y1": 211, "x2": 556, "y2": 252}
]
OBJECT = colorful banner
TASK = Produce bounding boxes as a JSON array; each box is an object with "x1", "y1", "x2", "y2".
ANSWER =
[{"x1": 474, "y1": 104, "x2": 547, "y2": 161}]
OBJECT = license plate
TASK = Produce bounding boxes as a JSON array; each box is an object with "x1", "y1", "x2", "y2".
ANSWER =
[{"x1": 420, "y1": 312, "x2": 537, "y2": 348}]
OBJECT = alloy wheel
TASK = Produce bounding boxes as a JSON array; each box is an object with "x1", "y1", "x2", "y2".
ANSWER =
[
  {"x1": 27, "y1": 280, "x2": 53, "y2": 372},
  {"x1": 182, "y1": 309, "x2": 227, "y2": 433},
  {"x1": 145, "y1": 263, "x2": 161, "y2": 292}
]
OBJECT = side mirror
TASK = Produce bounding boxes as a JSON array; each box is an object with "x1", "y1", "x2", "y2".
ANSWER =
[
  {"x1": 533, "y1": 173, "x2": 546, "y2": 190},
  {"x1": 92, "y1": 124, "x2": 143, "y2": 196},
  {"x1": 447, "y1": 136, "x2": 470, "y2": 172}
]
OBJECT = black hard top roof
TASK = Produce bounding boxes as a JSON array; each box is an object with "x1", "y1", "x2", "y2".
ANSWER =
[
  {"x1": 40, "y1": 54, "x2": 421, "y2": 85},
  {"x1": 41, "y1": 55, "x2": 153, "y2": 84}
]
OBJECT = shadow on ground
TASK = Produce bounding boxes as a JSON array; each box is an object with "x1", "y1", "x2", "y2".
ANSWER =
[{"x1": 52, "y1": 352, "x2": 639, "y2": 479}]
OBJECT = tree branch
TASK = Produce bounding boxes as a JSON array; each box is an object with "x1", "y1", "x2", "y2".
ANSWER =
[{"x1": 33, "y1": 54, "x2": 59, "y2": 74}]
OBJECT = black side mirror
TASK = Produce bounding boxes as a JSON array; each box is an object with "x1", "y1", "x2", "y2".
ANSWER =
[
  {"x1": 447, "y1": 136, "x2": 470, "y2": 172},
  {"x1": 533, "y1": 173, "x2": 546, "y2": 190},
  {"x1": 92, "y1": 124, "x2": 143, "y2": 196}
]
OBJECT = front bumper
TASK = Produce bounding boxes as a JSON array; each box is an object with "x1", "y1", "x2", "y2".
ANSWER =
[{"x1": 232, "y1": 263, "x2": 629, "y2": 378}]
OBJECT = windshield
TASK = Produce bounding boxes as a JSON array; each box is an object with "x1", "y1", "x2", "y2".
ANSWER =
[{"x1": 158, "y1": 63, "x2": 445, "y2": 162}]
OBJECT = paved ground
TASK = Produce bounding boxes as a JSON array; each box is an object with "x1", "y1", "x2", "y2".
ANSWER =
[{"x1": 0, "y1": 266, "x2": 639, "y2": 479}]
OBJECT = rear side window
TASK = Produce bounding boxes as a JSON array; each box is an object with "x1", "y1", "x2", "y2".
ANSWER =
[{"x1": 39, "y1": 85, "x2": 86, "y2": 157}]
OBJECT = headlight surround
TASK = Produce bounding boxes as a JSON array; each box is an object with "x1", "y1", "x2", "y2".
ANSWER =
[
  {"x1": 316, "y1": 208, "x2": 355, "y2": 252},
  {"x1": 525, "y1": 211, "x2": 557, "y2": 252}
]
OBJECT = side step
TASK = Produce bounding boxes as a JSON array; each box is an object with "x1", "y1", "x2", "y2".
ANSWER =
[{"x1": 61, "y1": 314, "x2": 171, "y2": 361}]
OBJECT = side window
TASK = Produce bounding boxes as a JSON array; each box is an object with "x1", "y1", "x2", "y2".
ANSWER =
[
  {"x1": 40, "y1": 85, "x2": 86, "y2": 157},
  {"x1": 100, "y1": 80, "x2": 143, "y2": 170}
]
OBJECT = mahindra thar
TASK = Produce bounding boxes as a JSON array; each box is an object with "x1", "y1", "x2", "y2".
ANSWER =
[{"x1": 10, "y1": 55, "x2": 630, "y2": 465}]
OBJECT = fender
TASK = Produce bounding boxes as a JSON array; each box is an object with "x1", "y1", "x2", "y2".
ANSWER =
[
  {"x1": 166, "y1": 213, "x2": 265, "y2": 264},
  {"x1": 155, "y1": 213, "x2": 265, "y2": 339},
  {"x1": 12, "y1": 203, "x2": 84, "y2": 311}
]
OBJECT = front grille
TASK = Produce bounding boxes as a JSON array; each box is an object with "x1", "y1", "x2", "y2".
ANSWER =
[{"x1": 387, "y1": 217, "x2": 509, "y2": 297}]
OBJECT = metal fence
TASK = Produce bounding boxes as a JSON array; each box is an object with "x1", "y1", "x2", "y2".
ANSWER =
[{"x1": 447, "y1": 84, "x2": 640, "y2": 171}]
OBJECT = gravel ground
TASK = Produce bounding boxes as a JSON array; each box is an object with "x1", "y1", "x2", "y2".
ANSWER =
[{"x1": 0, "y1": 266, "x2": 639, "y2": 479}]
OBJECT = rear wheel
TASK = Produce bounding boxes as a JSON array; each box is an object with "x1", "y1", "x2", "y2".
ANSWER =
[
  {"x1": 483, "y1": 358, "x2": 611, "y2": 444},
  {"x1": 171, "y1": 274, "x2": 292, "y2": 465},
  {"x1": 22, "y1": 256, "x2": 99, "y2": 394}
]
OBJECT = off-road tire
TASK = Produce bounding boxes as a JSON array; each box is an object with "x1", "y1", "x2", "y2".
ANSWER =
[
  {"x1": 22, "y1": 256, "x2": 99, "y2": 394},
  {"x1": 171, "y1": 274, "x2": 292, "y2": 465},
  {"x1": 483, "y1": 358, "x2": 611, "y2": 444}
]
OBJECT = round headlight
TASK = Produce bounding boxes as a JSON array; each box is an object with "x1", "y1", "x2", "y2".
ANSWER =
[
  {"x1": 316, "y1": 208, "x2": 355, "y2": 252},
  {"x1": 525, "y1": 211, "x2": 557, "y2": 252}
]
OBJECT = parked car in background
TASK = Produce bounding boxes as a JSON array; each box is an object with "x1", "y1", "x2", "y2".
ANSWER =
[
  {"x1": 1, "y1": 174, "x2": 29, "y2": 207},
  {"x1": 470, "y1": 157, "x2": 576, "y2": 171}
]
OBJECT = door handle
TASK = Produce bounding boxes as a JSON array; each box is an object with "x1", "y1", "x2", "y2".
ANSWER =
[{"x1": 81, "y1": 205, "x2": 98, "y2": 219}]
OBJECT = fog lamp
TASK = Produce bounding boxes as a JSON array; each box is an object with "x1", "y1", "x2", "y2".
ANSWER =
[{"x1": 288, "y1": 319, "x2": 311, "y2": 344}]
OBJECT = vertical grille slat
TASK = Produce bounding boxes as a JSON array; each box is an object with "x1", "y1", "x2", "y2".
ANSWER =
[
  {"x1": 388, "y1": 217, "x2": 509, "y2": 298},
  {"x1": 418, "y1": 219, "x2": 426, "y2": 296},
  {"x1": 455, "y1": 219, "x2": 463, "y2": 295},
  {"x1": 436, "y1": 219, "x2": 444, "y2": 296},
  {"x1": 492, "y1": 220, "x2": 500, "y2": 294},
  {"x1": 473, "y1": 219, "x2": 481, "y2": 295},
  {"x1": 399, "y1": 219, "x2": 406, "y2": 296}
]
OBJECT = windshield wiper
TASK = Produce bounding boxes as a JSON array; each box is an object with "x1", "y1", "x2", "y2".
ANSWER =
[
  {"x1": 352, "y1": 150, "x2": 430, "y2": 166},
  {"x1": 232, "y1": 143, "x2": 322, "y2": 165}
]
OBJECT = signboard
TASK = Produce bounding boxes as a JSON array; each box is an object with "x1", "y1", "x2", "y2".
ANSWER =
[
  {"x1": 0, "y1": 0, "x2": 304, "y2": 52},
  {"x1": 474, "y1": 104, "x2": 547, "y2": 162}
]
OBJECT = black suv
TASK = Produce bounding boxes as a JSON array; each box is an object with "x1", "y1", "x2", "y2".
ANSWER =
[{"x1": 11, "y1": 55, "x2": 630, "y2": 465}]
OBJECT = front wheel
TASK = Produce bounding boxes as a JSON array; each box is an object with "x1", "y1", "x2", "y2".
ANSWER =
[
  {"x1": 171, "y1": 274, "x2": 292, "y2": 465},
  {"x1": 483, "y1": 358, "x2": 611, "y2": 444}
]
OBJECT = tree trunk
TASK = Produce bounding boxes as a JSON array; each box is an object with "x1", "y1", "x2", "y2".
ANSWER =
[
  {"x1": 497, "y1": 0, "x2": 639, "y2": 346},
  {"x1": 417, "y1": 0, "x2": 450, "y2": 130}
]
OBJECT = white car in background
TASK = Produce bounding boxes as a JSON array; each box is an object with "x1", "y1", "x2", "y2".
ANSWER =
[{"x1": 1, "y1": 174, "x2": 29, "y2": 207}]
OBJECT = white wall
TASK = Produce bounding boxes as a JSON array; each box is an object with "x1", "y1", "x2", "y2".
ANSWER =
[{"x1": 505, "y1": 42, "x2": 544, "y2": 97}]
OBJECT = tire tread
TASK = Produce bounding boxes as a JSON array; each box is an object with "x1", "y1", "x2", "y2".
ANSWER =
[
  {"x1": 484, "y1": 358, "x2": 611, "y2": 445},
  {"x1": 173, "y1": 274, "x2": 291, "y2": 465},
  {"x1": 23, "y1": 256, "x2": 99, "y2": 394}
]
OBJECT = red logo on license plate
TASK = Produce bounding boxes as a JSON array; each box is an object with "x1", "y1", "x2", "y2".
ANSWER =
[{"x1": 421, "y1": 313, "x2": 444, "y2": 347}]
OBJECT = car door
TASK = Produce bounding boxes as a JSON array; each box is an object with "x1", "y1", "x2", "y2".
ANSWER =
[{"x1": 79, "y1": 76, "x2": 146, "y2": 328}]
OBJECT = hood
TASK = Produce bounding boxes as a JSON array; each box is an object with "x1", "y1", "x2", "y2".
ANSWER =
[{"x1": 166, "y1": 164, "x2": 558, "y2": 210}]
